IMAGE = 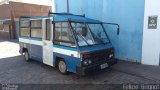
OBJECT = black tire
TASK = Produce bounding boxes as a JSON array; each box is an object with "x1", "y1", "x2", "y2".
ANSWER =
[
  {"x1": 23, "y1": 51, "x2": 30, "y2": 62},
  {"x1": 58, "y1": 60, "x2": 68, "y2": 74}
]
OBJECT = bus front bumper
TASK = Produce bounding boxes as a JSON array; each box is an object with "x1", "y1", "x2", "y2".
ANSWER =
[{"x1": 76, "y1": 58, "x2": 117, "y2": 75}]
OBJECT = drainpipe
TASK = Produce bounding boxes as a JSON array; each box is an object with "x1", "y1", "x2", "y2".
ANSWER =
[
  {"x1": 9, "y1": 3, "x2": 16, "y2": 39},
  {"x1": 67, "y1": 0, "x2": 69, "y2": 13}
]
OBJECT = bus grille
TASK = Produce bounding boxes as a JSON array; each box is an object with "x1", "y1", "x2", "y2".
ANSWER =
[{"x1": 91, "y1": 49, "x2": 112, "y2": 64}]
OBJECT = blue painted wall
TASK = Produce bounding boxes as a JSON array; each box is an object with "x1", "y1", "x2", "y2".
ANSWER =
[
  {"x1": 54, "y1": 0, "x2": 67, "y2": 12},
  {"x1": 54, "y1": 0, "x2": 145, "y2": 62}
]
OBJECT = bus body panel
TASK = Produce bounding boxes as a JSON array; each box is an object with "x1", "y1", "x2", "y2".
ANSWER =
[
  {"x1": 53, "y1": 45, "x2": 81, "y2": 72},
  {"x1": 19, "y1": 37, "x2": 43, "y2": 62},
  {"x1": 43, "y1": 40, "x2": 53, "y2": 66},
  {"x1": 53, "y1": 52, "x2": 81, "y2": 73},
  {"x1": 30, "y1": 38, "x2": 43, "y2": 62},
  {"x1": 19, "y1": 37, "x2": 81, "y2": 73},
  {"x1": 79, "y1": 44, "x2": 113, "y2": 53},
  {"x1": 30, "y1": 44, "x2": 43, "y2": 62}
]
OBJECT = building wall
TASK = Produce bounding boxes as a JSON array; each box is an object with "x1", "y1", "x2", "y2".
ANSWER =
[
  {"x1": 0, "y1": 4, "x2": 11, "y2": 19},
  {"x1": 9, "y1": 1, "x2": 51, "y2": 18},
  {"x1": 0, "y1": 20, "x2": 12, "y2": 39},
  {"x1": 104, "y1": 0, "x2": 145, "y2": 62},
  {"x1": 10, "y1": 1, "x2": 52, "y2": 39},
  {"x1": 142, "y1": 0, "x2": 160, "y2": 65},
  {"x1": 0, "y1": 1, "x2": 51, "y2": 39},
  {"x1": 0, "y1": 0, "x2": 52, "y2": 6},
  {"x1": 55, "y1": 0, "x2": 145, "y2": 62},
  {"x1": 0, "y1": 31, "x2": 10, "y2": 39},
  {"x1": 54, "y1": 0, "x2": 67, "y2": 13},
  {"x1": 0, "y1": 21, "x2": 11, "y2": 39},
  {"x1": 0, "y1": 23, "x2": 3, "y2": 30}
]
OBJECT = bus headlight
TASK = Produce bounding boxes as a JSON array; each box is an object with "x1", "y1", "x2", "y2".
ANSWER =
[
  {"x1": 88, "y1": 60, "x2": 92, "y2": 64},
  {"x1": 83, "y1": 60, "x2": 88, "y2": 65},
  {"x1": 83, "y1": 59, "x2": 92, "y2": 66},
  {"x1": 109, "y1": 54, "x2": 114, "y2": 58}
]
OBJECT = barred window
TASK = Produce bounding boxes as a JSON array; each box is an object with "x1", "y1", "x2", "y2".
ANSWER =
[{"x1": 3, "y1": 24, "x2": 10, "y2": 32}]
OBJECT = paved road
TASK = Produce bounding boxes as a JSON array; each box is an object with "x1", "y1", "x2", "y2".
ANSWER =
[{"x1": 0, "y1": 40, "x2": 160, "y2": 84}]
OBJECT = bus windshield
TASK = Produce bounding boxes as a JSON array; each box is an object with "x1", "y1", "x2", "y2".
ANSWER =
[{"x1": 71, "y1": 23, "x2": 110, "y2": 46}]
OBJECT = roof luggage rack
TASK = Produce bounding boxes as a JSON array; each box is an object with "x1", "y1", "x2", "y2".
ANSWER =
[{"x1": 48, "y1": 11, "x2": 85, "y2": 17}]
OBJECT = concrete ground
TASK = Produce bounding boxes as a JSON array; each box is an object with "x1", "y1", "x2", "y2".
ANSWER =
[{"x1": 0, "y1": 40, "x2": 160, "y2": 84}]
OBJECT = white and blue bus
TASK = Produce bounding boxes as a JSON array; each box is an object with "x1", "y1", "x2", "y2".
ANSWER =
[{"x1": 19, "y1": 13, "x2": 120, "y2": 75}]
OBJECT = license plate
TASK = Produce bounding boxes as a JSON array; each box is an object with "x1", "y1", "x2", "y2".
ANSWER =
[{"x1": 100, "y1": 63, "x2": 108, "y2": 69}]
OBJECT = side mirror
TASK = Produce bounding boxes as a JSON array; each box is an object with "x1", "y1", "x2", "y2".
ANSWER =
[{"x1": 117, "y1": 27, "x2": 120, "y2": 35}]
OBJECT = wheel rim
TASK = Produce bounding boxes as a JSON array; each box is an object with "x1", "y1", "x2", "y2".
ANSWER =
[
  {"x1": 59, "y1": 61, "x2": 67, "y2": 73},
  {"x1": 24, "y1": 52, "x2": 29, "y2": 60}
]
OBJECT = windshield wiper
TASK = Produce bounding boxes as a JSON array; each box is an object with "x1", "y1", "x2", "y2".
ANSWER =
[{"x1": 77, "y1": 32, "x2": 90, "y2": 46}]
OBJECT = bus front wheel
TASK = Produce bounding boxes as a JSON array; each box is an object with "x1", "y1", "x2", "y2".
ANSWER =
[{"x1": 58, "y1": 60, "x2": 68, "y2": 74}]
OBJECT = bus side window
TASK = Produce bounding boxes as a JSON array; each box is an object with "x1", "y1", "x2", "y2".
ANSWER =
[
  {"x1": 46, "y1": 19, "x2": 50, "y2": 40},
  {"x1": 54, "y1": 22, "x2": 76, "y2": 47},
  {"x1": 20, "y1": 21, "x2": 30, "y2": 37},
  {"x1": 31, "y1": 20, "x2": 42, "y2": 39}
]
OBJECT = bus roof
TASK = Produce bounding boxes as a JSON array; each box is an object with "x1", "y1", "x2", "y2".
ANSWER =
[
  {"x1": 20, "y1": 16, "x2": 50, "y2": 21},
  {"x1": 53, "y1": 13, "x2": 102, "y2": 24},
  {"x1": 19, "y1": 13, "x2": 102, "y2": 24}
]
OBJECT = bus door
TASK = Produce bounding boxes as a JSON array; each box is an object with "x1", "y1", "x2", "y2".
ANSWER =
[{"x1": 42, "y1": 19, "x2": 53, "y2": 66}]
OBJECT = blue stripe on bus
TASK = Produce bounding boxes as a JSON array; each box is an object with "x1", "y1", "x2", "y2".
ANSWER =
[
  {"x1": 30, "y1": 37, "x2": 42, "y2": 41},
  {"x1": 19, "y1": 37, "x2": 42, "y2": 41}
]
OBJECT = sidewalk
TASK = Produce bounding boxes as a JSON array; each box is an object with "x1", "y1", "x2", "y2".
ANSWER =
[
  {"x1": 0, "y1": 39, "x2": 20, "y2": 59},
  {"x1": 112, "y1": 60, "x2": 160, "y2": 83}
]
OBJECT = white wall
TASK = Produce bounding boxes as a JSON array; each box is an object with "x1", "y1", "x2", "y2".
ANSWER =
[
  {"x1": 52, "y1": 0, "x2": 55, "y2": 12},
  {"x1": 142, "y1": 0, "x2": 160, "y2": 65}
]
